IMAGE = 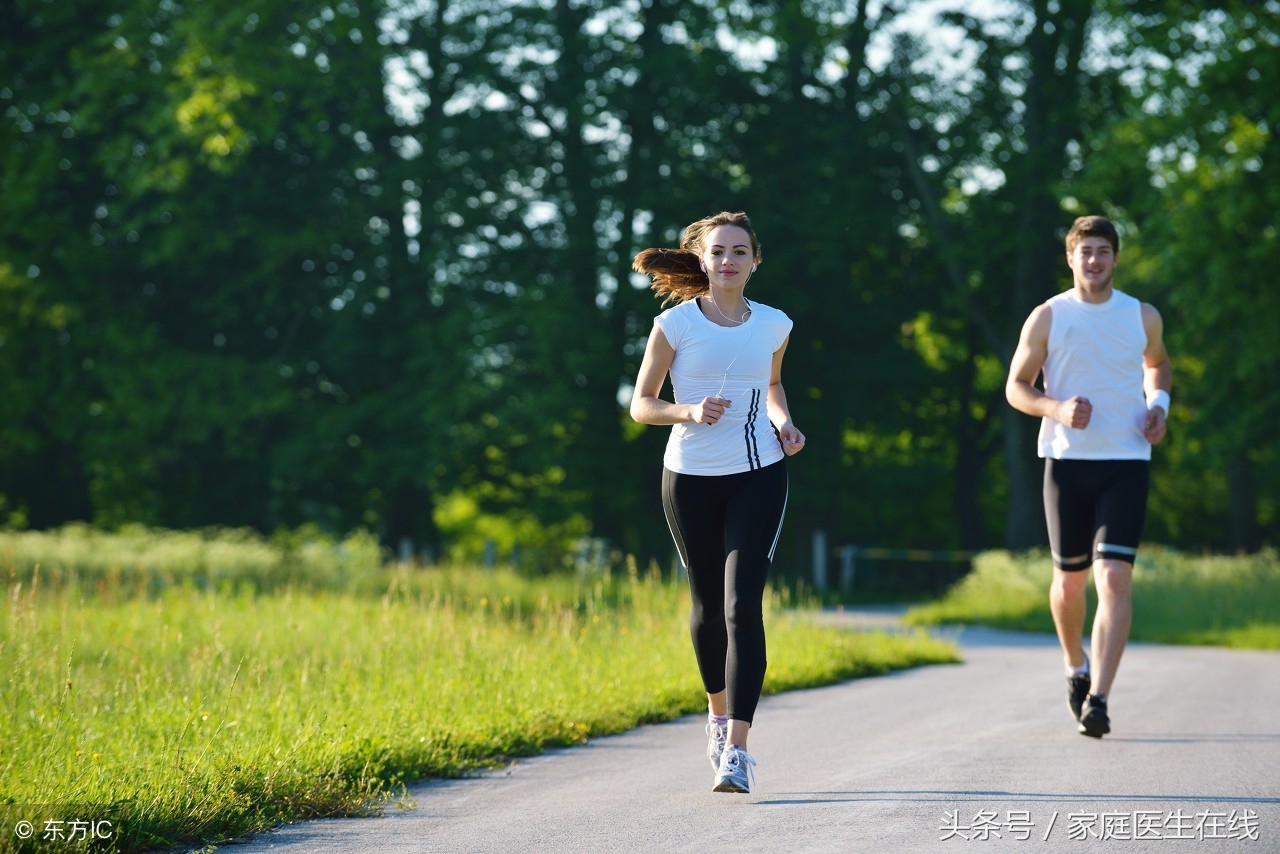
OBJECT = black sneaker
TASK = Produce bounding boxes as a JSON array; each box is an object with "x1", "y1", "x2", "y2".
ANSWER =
[
  {"x1": 1078, "y1": 694, "x2": 1110, "y2": 738},
  {"x1": 1067, "y1": 672, "x2": 1090, "y2": 721}
]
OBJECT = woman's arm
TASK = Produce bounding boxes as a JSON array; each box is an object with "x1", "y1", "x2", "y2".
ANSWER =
[
  {"x1": 766, "y1": 336, "x2": 805, "y2": 455},
  {"x1": 629, "y1": 324, "x2": 730, "y2": 426}
]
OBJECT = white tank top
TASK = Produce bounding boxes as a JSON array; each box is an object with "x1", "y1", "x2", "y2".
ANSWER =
[
  {"x1": 654, "y1": 298, "x2": 793, "y2": 475},
  {"x1": 1038, "y1": 289, "x2": 1151, "y2": 460}
]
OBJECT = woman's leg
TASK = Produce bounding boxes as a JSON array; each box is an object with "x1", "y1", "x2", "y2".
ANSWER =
[
  {"x1": 721, "y1": 460, "x2": 788, "y2": 746},
  {"x1": 662, "y1": 468, "x2": 731, "y2": 698}
]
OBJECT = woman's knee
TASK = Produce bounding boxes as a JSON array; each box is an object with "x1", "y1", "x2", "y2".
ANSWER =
[{"x1": 724, "y1": 594, "x2": 764, "y2": 632}]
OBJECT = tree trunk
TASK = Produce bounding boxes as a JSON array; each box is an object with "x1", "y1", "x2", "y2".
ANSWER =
[
  {"x1": 1000, "y1": 0, "x2": 1094, "y2": 549},
  {"x1": 1226, "y1": 451, "x2": 1261, "y2": 552},
  {"x1": 385, "y1": 485, "x2": 442, "y2": 563},
  {"x1": 1003, "y1": 407, "x2": 1046, "y2": 550},
  {"x1": 954, "y1": 325, "x2": 987, "y2": 550}
]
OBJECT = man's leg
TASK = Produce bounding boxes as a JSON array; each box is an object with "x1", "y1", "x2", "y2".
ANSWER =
[
  {"x1": 1045, "y1": 457, "x2": 1097, "y2": 724},
  {"x1": 1078, "y1": 460, "x2": 1147, "y2": 737},
  {"x1": 1050, "y1": 567, "x2": 1090, "y2": 670},
  {"x1": 1089, "y1": 558, "x2": 1133, "y2": 697}
]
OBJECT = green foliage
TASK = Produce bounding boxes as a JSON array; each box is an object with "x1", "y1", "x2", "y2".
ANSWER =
[
  {"x1": 902, "y1": 550, "x2": 1065, "y2": 634},
  {"x1": 432, "y1": 486, "x2": 592, "y2": 572},
  {"x1": 1, "y1": 1, "x2": 1275, "y2": 567},
  {"x1": 904, "y1": 548, "x2": 1280, "y2": 648},
  {"x1": 0, "y1": 528, "x2": 957, "y2": 853},
  {"x1": 1073, "y1": 1, "x2": 1280, "y2": 550}
]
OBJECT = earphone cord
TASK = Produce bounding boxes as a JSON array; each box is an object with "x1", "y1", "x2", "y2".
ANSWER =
[
  {"x1": 714, "y1": 323, "x2": 755, "y2": 400},
  {"x1": 707, "y1": 292, "x2": 751, "y2": 326}
]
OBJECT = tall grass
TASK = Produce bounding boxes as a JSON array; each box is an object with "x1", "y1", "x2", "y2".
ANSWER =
[
  {"x1": 903, "y1": 548, "x2": 1280, "y2": 648},
  {"x1": 0, "y1": 523, "x2": 382, "y2": 594},
  {"x1": 1, "y1": 527, "x2": 957, "y2": 853}
]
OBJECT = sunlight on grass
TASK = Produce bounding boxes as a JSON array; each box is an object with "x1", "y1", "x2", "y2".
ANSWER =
[
  {"x1": 0, "y1": 527, "x2": 957, "y2": 852},
  {"x1": 903, "y1": 548, "x2": 1280, "y2": 649}
]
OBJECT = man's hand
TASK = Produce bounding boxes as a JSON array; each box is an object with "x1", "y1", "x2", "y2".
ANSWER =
[
  {"x1": 1056, "y1": 396, "x2": 1092, "y2": 429},
  {"x1": 1142, "y1": 406, "x2": 1167, "y2": 445}
]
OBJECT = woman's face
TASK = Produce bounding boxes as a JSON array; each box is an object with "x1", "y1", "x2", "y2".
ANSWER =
[{"x1": 701, "y1": 225, "x2": 756, "y2": 288}]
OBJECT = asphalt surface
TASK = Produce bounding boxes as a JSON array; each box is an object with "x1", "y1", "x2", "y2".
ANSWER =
[{"x1": 222, "y1": 607, "x2": 1280, "y2": 853}]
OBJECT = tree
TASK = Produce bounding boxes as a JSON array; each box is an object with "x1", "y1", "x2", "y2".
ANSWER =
[
  {"x1": 1076, "y1": 0, "x2": 1280, "y2": 548},
  {"x1": 888, "y1": 0, "x2": 1103, "y2": 548},
  {"x1": 3, "y1": 0, "x2": 1273, "y2": 559}
]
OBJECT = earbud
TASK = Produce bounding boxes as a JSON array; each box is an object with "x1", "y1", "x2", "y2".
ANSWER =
[{"x1": 751, "y1": 264, "x2": 758, "y2": 272}]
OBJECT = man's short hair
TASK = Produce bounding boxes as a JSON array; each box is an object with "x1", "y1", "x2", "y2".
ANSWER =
[{"x1": 1066, "y1": 216, "x2": 1120, "y2": 255}]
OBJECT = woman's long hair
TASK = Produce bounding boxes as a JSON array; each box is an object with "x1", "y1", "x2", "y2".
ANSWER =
[{"x1": 632, "y1": 211, "x2": 761, "y2": 304}]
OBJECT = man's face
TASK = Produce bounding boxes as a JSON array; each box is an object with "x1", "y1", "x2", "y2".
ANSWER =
[{"x1": 1068, "y1": 236, "x2": 1117, "y2": 293}]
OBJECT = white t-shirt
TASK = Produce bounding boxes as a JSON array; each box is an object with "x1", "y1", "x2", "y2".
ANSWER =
[
  {"x1": 1038, "y1": 289, "x2": 1152, "y2": 460},
  {"x1": 654, "y1": 298, "x2": 793, "y2": 475}
]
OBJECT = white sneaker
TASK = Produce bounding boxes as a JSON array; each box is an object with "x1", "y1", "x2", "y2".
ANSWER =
[
  {"x1": 706, "y1": 716, "x2": 728, "y2": 771},
  {"x1": 712, "y1": 744, "x2": 757, "y2": 793}
]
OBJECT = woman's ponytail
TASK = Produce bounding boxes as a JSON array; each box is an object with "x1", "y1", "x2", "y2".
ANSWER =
[
  {"x1": 633, "y1": 211, "x2": 760, "y2": 305},
  {"x1": 632, "y1": 247, "x2": 707, "y2": 304}
]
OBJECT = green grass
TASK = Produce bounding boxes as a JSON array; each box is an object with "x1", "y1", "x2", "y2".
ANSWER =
[
  {"x1": 0, "y1": 523, "x2": 383, "y2": 594},
  {"x1": 0, "y1": 527, "x2": 958, "y2": 853},
  {"x1": 903, "y1": 547, "x2": 1280, "y2": 648}
]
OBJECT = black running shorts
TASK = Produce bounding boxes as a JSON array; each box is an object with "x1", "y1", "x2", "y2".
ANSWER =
[{"x1": 1043, "y1": 459, "x2": 1149, "y2": 571}]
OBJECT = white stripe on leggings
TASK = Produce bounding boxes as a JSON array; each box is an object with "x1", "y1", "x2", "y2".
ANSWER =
[
  {"x1": 767, "y1": 479, "x2": 789, "y2": 561},
  {"x1": 664, "y1": 510, "x2": 689, "y2": 569}
]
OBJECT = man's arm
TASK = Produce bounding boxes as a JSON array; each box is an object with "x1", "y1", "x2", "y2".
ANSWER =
[
  {"x1": 1140, "y1": 302, "x2": 1171, "y2": 444},
  {"x1": 1006, "y1": 304, "x2": 1092, "y2": 428}
]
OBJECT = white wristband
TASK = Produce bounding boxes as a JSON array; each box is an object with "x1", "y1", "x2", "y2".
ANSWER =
[{"x1": 1146, "y1": 389, "x2": 1170, "y2": 414}]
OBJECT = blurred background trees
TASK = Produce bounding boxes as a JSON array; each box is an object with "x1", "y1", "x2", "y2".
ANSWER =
[{"x1": 2, "y1": 0, "x2": 1275, "y2": 569}]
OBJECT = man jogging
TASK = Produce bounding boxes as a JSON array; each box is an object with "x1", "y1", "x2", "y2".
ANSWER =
[{"x1": 1005, "y1": 215, "x2": 1172, "y2": 738}]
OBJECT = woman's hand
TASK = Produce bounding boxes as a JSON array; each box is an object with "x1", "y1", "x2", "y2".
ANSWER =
[
  {"x1": 777, "y1": 422, "x2": 805, "y2": 455},
  {"x1": 690, "y1": 396, "x2": 732, "y2": 425}
]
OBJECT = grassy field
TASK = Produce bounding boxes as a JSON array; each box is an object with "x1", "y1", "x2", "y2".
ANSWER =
[
  {"x1": 0, "y1": 527, "x2": 958, "y2": 853},
  {"x1": 903, "y1": 548, "x2": 1280, "y2": 648}
]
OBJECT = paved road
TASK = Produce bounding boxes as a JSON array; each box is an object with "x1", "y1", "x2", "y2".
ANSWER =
[{"x1": 225, "y1": 609, "x2": 1280, "y2": 853}]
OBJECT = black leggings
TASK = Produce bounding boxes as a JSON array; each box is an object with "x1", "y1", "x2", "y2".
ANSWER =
[{"x1": 661, "y1": 460, "x2": 788, "y2": 725}]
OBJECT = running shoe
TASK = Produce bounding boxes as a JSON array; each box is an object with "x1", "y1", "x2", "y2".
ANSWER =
[
  {"x1": 1078, "y1": 694, "x2": 1110, "y2": 738},
  {"x1": 712, "y1": 744, "x2": 757, "y2": 794},
  {"x1": 1067, "y1": 671, "x2": 1090, "y2": 721},
  {"x1": 706, "y1": 717, "x2": 728, "y2": 771}
]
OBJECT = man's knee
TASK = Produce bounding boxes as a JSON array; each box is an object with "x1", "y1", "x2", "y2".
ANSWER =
[
  {"x1": 1053, "y1": 567, "x2": 1089, "y2": 596},
  {"x1": 1093, "y1": 559, "x2": 1133, "y2": 600}
]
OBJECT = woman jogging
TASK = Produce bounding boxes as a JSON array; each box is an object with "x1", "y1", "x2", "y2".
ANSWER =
[{"x1": 629, "y1": 211, "x2": 805, "y2": 794}]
